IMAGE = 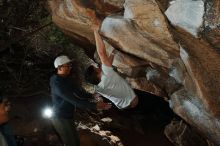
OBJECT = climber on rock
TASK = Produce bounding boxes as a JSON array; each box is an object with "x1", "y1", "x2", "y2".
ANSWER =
[{"x1": 84, "y1": 17, "x2": 139, "y2": 109}]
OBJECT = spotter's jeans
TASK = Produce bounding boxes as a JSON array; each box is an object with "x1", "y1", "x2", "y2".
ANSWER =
[{"x1": 51, "y1": 118, "x2": 80, "y2": 146}]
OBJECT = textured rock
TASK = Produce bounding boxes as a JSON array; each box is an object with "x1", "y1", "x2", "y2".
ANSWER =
[
  {"x1": 165, "y1": 120, "x2": 209, "y2": 146},
  {"x1": 165, "y1": 0, "x2": 204, "y2": 37},
  {"x1": 77, "y1": 0, "x2": 124, "y2": 16},
  {"x1": 102, "y1": 0, "x2": 179, "y2": 68},
  {"x1": 154, "y1": 0, "x2": 169, "y2": 12},
  {"x1": 102, "y1": 41, "x2": 149, "y2": 73},
  {"x1": 49, "y1": 0, "x2": 96, "y2": 46},
  {"x1": 203, "y1": 0, "x2": 220, "y2": 49},
  {"x1": 102, "y1": 0, "x2": 124, "y2": 8},
  {"x1": 166, "y1": 28, "x2": 220, "y2": 144},
  {"x1": 126, "y1": 77, "x2": 167, "y2": 98},
  {"x1": 48, "y1": 0, "x2": 220, "y2": 145},
  {"x1": 174, "y1": 28, "x2": 220, "y2": 117},
  {"x1": 170, "y1": 88, "x2": 219, "y2": 145}
]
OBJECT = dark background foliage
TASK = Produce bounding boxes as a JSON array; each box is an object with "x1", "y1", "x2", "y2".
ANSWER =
[{"x1": 0, "y1": 0, "x2": 88, "y2": 97}]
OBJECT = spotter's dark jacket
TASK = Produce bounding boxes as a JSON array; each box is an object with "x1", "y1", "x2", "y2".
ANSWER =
[{"x1": 50, "y1": 74, "x2": 96, "y2": 119}]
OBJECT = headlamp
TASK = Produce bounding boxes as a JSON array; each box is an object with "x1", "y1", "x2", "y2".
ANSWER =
[{"x1": 42, "y1": 107, "x2": 53, "y2": 118}]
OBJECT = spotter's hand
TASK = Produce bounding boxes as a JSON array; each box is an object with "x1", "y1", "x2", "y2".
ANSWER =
[{"x1": 96, "y1": 102, "x2": 112, "y2": 110}]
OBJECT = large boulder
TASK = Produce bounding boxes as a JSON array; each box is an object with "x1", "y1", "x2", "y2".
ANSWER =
[{"x1": 48, "y1": 0, "x2": 220, "y2": 145}]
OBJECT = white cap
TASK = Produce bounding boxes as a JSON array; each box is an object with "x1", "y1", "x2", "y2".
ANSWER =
[{"x1": 54, "y1": 55, "x2": 71, "y2": 68}]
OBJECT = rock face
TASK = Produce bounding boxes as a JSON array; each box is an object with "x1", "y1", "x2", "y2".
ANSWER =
[
  {"x1": 165, "y1": 0, "x2": 204, "y2": 37},
  {"x1": 48, "y1": 0, "x2": 220, "y2": 145},
  {"x1": 165, "y1": 120, "x2": 208, "y2": 146},
  {"x1": 203, "y1": 0, "x2": 220, "y2": 49}
]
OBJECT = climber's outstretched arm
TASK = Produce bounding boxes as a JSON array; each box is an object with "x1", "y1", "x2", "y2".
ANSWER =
[{"x1": 93, "y1": 28, "x2": 112, "y2": 67}]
